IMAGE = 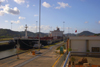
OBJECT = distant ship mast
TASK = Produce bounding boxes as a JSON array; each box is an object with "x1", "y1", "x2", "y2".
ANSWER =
[{"x1": 25, "y1": 24, "x2": 28, "y2": 38}]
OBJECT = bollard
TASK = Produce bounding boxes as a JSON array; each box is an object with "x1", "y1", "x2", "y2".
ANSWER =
[
  {"x1": 32, "y1": 51, "x2": 35, "y2": 55},
  {"x1": 17, "y1": 54, "x2": 19, "y2": 59},
  {"x1": 60, "y1": 46, "x2": 64, "y2": 54}
]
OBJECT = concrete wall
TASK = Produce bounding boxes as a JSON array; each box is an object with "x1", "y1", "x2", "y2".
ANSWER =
[
  {"x1": 89, "y1": 40, "x2": 100, "y2": 52},
  {"x1": 71, "y1": 40, "x2": 86, "y2": 52},
  {"x1": 68, "y1": 36, "x2": 100, "y2": 52},
  {"x1": 69, "y1": 36, "x2": 100, "y2": 40}
]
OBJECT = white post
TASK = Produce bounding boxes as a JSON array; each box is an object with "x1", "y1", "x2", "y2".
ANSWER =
[{"x1": 25, "y1": 24, "x2": 28, "y2": 38}]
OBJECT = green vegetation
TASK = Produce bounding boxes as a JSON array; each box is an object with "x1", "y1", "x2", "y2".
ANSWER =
[
  {"x1": 86, "y1": 50, "x2": 90, "y2": 52},
  {"x1": 0, "y1": 29, "x2": 48, "y2": 38},
  {"x1": 56, "y1": 42, "x2": 66, "y2": 50},
  {"x1": 0, "y1": 42, "x2": 9, "y2": 45},
  {"x1": 43, "y1": 41, "x2": 63, "y2": 48},
  {"x1": 78, "y1": 31, "x2": 94, "y2": 36},
  {"x1": 68, "y1": 48, "x2": 72, "y2": 51},
  {"x1": 0, "y1": 38, "x2": 13, "y2": 41},
  {"x1": 94, "y1": 33, "x2": 100, "y2": 36},
  {"x1": 71, "y1": 57, "x2": 75, "y2": 62}
]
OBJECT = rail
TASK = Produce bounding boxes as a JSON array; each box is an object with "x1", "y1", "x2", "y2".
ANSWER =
[
  {"x1": 63, "y1": 51, "x2": 100, "y2": 67},
  {"x1": 63, "y1": 52, "x2": 71, "y2": 67},
  {"x1": 56, "y1": 51, "x2": 67, "y2": 67}
]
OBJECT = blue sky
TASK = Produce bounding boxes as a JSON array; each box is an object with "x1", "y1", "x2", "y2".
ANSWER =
[{"x1": 0, "y1": 0, "x2": 100, "y2": 34}]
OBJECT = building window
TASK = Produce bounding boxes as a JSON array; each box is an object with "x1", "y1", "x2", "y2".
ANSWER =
[{"x1": 92, "y1": 47, "x2": 100, "y2": 52}]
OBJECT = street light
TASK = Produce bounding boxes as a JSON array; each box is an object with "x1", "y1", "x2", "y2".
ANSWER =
[
  {"x1": 39, "y1": 0, "x2": 41, "y2": 52},
  {"x1": 11, "y1": 23, "x2": 12, "y2": 30},
  {"x1": 63, "y1": 21, "x2": 65, "y2": 32},
  {"x1": 63, "y1": 22, "x2": 65, "y2": 41},
  {"x1": 36, "y1": 21, "x2": 38, "y2": 33}
]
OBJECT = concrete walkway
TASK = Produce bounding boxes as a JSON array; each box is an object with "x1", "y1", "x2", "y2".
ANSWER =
[{"x1": 0, "y1": 42, "x2": 64, "y2": 67}]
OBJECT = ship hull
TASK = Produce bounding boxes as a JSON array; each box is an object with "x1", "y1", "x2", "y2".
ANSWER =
[
  {"x1": 14, "y1": 37, "x2": 63, "y2": 50},
  {"x1": 15, "y1": 39, "x2": 39, "y2": 50}
]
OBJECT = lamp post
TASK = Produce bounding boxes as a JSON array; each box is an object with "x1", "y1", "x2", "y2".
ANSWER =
[
  {"x1": 39, "y1": 0, "x2": 41, "y2": 51},
  {"x1": 36, "y1": 21, "x2": 38, "y2": 33},
  {"x1": 11, "y1": 23, "x2": 12, "y2": 30},
  {"x1": 63, "y1": 22, "x2": 64, "y2": 31},
  {"x1": 63, "y1": 22, "x2": 65, "y2": 41}
]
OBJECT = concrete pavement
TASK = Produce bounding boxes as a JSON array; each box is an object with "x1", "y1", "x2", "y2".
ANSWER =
[{"x1": 0, "y1": 42, "x2": 64, "y2": 67}]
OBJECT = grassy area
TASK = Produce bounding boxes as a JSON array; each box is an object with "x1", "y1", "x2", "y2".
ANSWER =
[
  {"x1": 0, "y1": 42, "x2": 9, "y2": 45},
  {"x1": 0, "y1": 38, "x2": 13, "y2": 41},
  {"x1": 43, "y1": 41, "x2": 63, "y2": 48},
  {"x1": 56, "y1": 42, "x2": 66, "y2": 50}
]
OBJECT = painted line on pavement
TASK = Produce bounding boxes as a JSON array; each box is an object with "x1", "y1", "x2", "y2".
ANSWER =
[
  {"x1": 14, "y1": 42, "x2": 64, "y2": 67},
  {"x1": 14, "y1": 55, "x2": 40, "y2": 67},
  {"x1": 52, "y1": 54, "x2": 63, "y2": 67},
  {"x1": 14, "y1": 46, "x2": 53, "y2": 67}
]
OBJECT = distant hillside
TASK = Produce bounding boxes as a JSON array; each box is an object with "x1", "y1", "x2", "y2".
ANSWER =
[
  {"x1": 65, "y1": 31, "x2": 95, "y2": 36},
  {"x1": 65, "y1": 33, "x2": 76, "y2": 36},
  {"x1": 77, "y1": 31, "x2": 95, "y2": 36},
  {"x1": 0, "y1": 29, "x2": 48, "y2": 38},
  {"x1": 94, "y1": 33, "x2": 100, "y2": 36}
]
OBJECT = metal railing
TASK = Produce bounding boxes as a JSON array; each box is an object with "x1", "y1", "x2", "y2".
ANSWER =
[
  {"x1": 63, "y1": 51, "x2": 100, "y2": 67},
  {"x1": 63, "y1": 52, "x2": 70, "y2": 67},
  {"x1": 56, "y1": 51, "x2": 67, "y2": 67}
]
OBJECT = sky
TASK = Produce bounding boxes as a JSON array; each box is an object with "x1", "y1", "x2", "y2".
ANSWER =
[{"x1": 0, "y1": 0, "x2": 100, "y2": 34}]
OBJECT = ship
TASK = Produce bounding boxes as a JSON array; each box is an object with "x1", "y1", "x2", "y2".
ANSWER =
[
  {"x1": 14, "y1": 1, "x2": 64, "y2": 50},
  {"x1": 14, "y1": 25, "x2": 64, "y2": 50}
]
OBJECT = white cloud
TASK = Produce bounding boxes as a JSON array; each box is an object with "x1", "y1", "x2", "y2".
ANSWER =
[
  {"x1": 85, "y1": 21, "x2": 88, "y2": 23},
  {"x1": 19, "y1": 25, "x2": 24, "y2": 29},
  {"x1": 0, "y1": 4, "x2": 20, "y2": 16},
  {"x1": 98, "y1": 21, "x2": 100, "y2": 24},
  {"x1": 18, "y1": 25, "x2": 68, "y2": 33},
  {"x1": 26, "y1": 4, "x2": 29, "y2": 8},
  {"x1": 33, "y1": 5, "x2": 35, "y2": 6},
  {"x1": 14, "y1": 0, "x2": 25, "y2": 4},
  {"x1": 5, "y1": 7, "x2": 20, "y2": 15},
  {"x1": 0, "y1": 0, "x2": 5, "y2": 4},
  {"x1": 19, "y1": 16, "x2": 25, "y2": 19},
  {"x1": 19, "y1": 25, "x2": 52, "y2": 33},
  {"x1": 33, "y1": 24, "x2": 35, "y2": 26},
  {"x1": 34, "y1": 14, "x2": 38, "y2": 17},
  {"x1": 42, "y1": 2, "x2": 51, "y2": 8},
  {"x1": 55, "y1": 2, "x2": 71, "y2": 9},
  {"x1": 41, "y1": 25, "x2": 51, "y2": 31},
  {"x1": 0, "y1": 10, "x2": 5, "y2": 16},
  {"x1": 11, "y1": 20, "x2": 20, "y2": 24},
  {"x1": 5, "y1": 20, "x2": 8, "y2": 22},
  {"x1": 66, "y1": 27, "x2": 72, "y2": 29}
]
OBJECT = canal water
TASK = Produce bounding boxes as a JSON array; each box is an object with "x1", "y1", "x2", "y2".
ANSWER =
[{"x1": 0, "y1": 49, "x2": 17, "y2": 59}]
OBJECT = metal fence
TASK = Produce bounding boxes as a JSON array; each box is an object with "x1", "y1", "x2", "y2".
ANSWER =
[{"x1": 63, "y1": 51, "x2": 100, "y2": 67}]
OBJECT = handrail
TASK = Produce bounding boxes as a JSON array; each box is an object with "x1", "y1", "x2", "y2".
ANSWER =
[
  {"x1": 63, "y1": 51, "x2": 71, "y2": 67},
  {"x1": 63, "y1": 51, "x2": 100, "y2": 67}
]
